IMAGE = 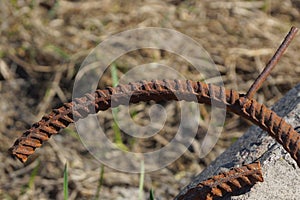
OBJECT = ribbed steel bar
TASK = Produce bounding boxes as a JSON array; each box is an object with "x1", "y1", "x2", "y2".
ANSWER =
[
  {"x1": 9, "y1": 80, "x2": 300, "y2": 167},
  {"x1": 176, "y1": 162, "x2": 263, "y2": 200}
]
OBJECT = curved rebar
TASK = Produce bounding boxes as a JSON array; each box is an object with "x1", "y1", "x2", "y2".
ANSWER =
[
  {"x1": 177, "y1": 161, "x2": 263, "y2": 200},
  {"x1": 9, "y1": 79, "x2": 300, "y2": 167}
]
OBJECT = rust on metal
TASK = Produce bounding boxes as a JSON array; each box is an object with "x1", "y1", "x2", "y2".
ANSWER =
[
  {"x1": 8, "y1": 27, "x2": 300, "y2": 199},
  {"x1": 246, "y1": 26, "x2": 298, "y2": 99},
  {"x1": 176, "y1": 162, "x2": 263, "y2": 200},
  {"x1": 9, "y1": 79, "x2": 300, "y2": 167}
]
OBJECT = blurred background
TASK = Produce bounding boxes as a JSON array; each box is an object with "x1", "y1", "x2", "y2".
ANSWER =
[{"x1": 1, "y1": 0, "x2": 300, "y2": 199}]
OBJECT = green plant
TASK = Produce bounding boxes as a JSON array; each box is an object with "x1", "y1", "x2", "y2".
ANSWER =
[
  {"x1": 110, "y1": 63, "x2": 128, "y2": 151},
  {"x1": 138, "y1": 160, "x2": 145, "y2": 200},
  {"x1": 20, "y1": 160, "x2": 40, "y2": 195},
  {"x1": 45, "y1": 44, "x2": 70, "y2": 61},
  {"x1": 93, "y1": 165, "x2": 105, "y2": 200},
  {"x1": 149, "y1": 188, "x2": 155, "y2": 200},
  {"x1": 63, "y1": 163, "x2": 68, "y2": 200},
  {"x1": 63, "y1": 127, "x2": 80, "y2": 140}
]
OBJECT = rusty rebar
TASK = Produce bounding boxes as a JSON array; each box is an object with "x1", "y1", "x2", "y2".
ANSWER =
[
  {"x1": 9, "y1": 26, "x2": 300, "y2": 199},
  {"x1": 176, "y1": 162, "x2": 263, "y2": 200},
  {"x1": 246, "y1": 26, "x2": 298, "y2": 99},
  {"x1": 9, "y1": 80, "x2": 300, "y2": 167}
]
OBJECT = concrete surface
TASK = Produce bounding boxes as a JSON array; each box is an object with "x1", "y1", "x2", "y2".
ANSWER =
[{"x1": 176, "y1": 83, "x2": 300, "y2": 200}]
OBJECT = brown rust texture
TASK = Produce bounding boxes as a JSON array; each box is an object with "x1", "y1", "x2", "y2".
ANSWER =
[
  {"x1": 176, "y1": 162, "x2": 263, "y2": 200},
  {"x1": 9, "y1": 79, "x2": 300, "y2": 168},
  {"x1": 245, "y1": 26, "x2": 298, "y2": 99}
]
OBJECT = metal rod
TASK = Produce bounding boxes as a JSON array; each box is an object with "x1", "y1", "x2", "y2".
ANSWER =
[{"x1": 246, "y1": 26, "x2": 298, "y2": 99}]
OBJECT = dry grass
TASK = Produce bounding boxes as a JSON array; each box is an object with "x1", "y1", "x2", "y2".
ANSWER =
[{"x1": 1, "y1": 0, "x2": 300, "y2": 199}]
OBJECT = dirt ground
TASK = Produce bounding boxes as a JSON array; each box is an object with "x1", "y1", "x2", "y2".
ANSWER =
[{"x1": 1, "y1": 0, "x2": 300, "y2": 199}]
